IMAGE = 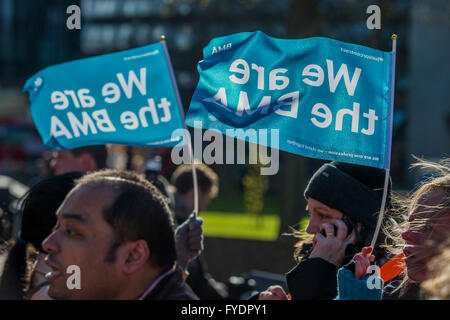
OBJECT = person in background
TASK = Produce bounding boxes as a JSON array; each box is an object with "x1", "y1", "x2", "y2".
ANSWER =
[
  {"x1": 50, "y1": 145, "x2": 107, "y2": 175},
  {"x1": 420, "y1": 238, "x2": 450, "y2": 300},
  {"x1": 0, "y1": 172, "x2": 84, "y2": 300},
  {"x1": 145, "y1": 155, "x2": 175, "y2": 209},
  {"x1": 171, "y1": 164, "x2": 228, "y2": 299},
  {"x1": 171, "y1": 164, "x2": 219, "y2": 222},
  {"x1": 383, "y1": 158, "x2": 450, "y2": 299}
]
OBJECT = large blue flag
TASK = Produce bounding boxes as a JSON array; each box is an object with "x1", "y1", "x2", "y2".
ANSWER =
[
  {"x1": 24, "y1": 41, "x2": 185, "y2": 149},
  {"x1": 186, "y1": 31, "x2": 395, "y2": 169}
]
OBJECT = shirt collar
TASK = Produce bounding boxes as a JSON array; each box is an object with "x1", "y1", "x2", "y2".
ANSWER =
[{"x1": 138, "y1": 267, "x2": 175, "y2": 300}]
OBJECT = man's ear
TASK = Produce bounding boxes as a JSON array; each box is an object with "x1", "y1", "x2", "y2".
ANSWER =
[
  {"x1": 120, "y1": 240, "x2": 150, "y2": 274},
  {"x1": 78, "y1": 153, "x2": 97, "y2": 172}
]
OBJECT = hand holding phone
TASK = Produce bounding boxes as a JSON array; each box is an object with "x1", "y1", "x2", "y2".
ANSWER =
[
  {"x1": 310, "y1": 218, "x2": 357, "y2": 267},
  {"x1": 319, "y1": 217, "x2": 354, "y2": 238}
]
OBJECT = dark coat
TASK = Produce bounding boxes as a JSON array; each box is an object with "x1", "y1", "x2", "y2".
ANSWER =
[
  {"x1": 186, "y1": 256, "x2": 228, "y2": 300},
  {"x1": 286, "y1": 257, "x2": 338, "y2": 300},
  {"x1": 174, "y1": 198, "x2": 228, "y2": 300},
  {"x1": 285, "y1": 257, "x2": 423, "y2": 300},
  {"x1": 142, "y1": 267, "x2": 199, "y2": 300}
]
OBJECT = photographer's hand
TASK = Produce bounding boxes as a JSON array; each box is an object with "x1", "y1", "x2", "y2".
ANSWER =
[{"x1": 309, "y1": 219, "x2": 356, "y2": 267}]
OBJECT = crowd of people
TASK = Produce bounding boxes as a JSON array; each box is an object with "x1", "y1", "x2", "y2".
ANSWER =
[{"x1": 0, "y1": 145, "x2": 448, "y2": 300}]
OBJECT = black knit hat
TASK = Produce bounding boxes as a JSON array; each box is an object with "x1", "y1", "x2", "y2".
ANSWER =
[{"x1": 304, "y1": 162, "x2": 391, "y2": 229}]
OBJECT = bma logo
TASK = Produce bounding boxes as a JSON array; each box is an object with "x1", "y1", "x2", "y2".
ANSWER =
[{"x1": 212, "y1": 43, "x2": 232, "y2": 55}]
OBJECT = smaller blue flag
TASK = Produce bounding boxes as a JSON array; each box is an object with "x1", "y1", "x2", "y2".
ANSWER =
[
  {"x1": 186, "y1": 31, "x2": 395, "y2": 169},
  {"x1": 24, "y1": 41, "x2": 185, "y2": 149}
]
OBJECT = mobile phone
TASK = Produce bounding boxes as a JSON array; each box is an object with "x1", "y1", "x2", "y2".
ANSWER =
[{"x1": 319, "y1": 217, "x2": 354, "y2": 238}]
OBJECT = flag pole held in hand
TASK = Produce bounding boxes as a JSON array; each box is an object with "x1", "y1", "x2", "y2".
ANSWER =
[{"x1": 160, "y1": 35, "x2": 199, "y2": 217}]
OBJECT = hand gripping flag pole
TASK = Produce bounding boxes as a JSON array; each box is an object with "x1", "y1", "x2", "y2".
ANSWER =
[
  {"x1": 370, "y1": 34, "x2": 397, "y2": 249},
  {"x1": 160, "y1": 35, "x2": 199, "y2": 217}
]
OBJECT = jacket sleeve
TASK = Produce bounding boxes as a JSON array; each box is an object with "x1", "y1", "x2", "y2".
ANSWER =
[
  {"x1": 186, "y1": 256, "x2": 228, "y2": 300},
  {"x1": 286, "y1": 257, "x2": 338, "y2": 300},
  {"x1": 336, "y1": 267, "x2": 383, "y2": 300}
]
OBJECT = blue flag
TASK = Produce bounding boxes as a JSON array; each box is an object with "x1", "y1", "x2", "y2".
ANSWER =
[
  {"x1": 186, "y1": 31, "x2": 395, "y2": 169},
  {"x1": 24, "y1": 41, "x2": 185, "y2": 149}
]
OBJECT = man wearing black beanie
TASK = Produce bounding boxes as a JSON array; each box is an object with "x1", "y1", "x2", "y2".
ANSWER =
[{"x1": 259, "y1": 161, "x2": 391, "y2": 300}]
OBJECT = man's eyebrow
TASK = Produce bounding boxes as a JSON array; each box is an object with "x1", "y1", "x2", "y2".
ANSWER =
[{"x1": 60, "y1": 213, "x2": 87, "y2": 224}]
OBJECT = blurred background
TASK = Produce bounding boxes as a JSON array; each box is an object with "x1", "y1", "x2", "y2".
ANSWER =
[{"x1": 0, "y1": 0, "x2": 449, "y2": 287}]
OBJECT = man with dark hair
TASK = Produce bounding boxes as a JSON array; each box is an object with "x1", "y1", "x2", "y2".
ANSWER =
[
  {"x1": 50, "y1": 145, "x2": 108, "y2": 175},
  {"x1": 171, "y1": 164, "x2": 219, "y2": 221},
  {"x1": 42, "y1": 169, "x2": 198, "y2": 300},
  {"x1": 171, "y1": 164, "x2": 228, "y2": 300}
]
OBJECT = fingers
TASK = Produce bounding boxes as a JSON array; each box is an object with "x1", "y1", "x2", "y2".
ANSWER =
[
  {"x1": 329, "y1": 219, "x2": 348, "y2": 241},
  {"x1": 259, "y1": 291, "x2": 278, "y2": 300},
  {"x1": 344, "y1": 228, "x2": 356, "y2": 246},
  {"x1": 188, "y1": 212, "x2": 198, "y2": 221},
  {"x1": 188, "y1": 233, "x2": 203, "y2": 252},
  {"x1": 188, "y1": 215, "x2": 203, "y2": 229},
  {"x1": 188, "y1": 235, "x2": 203, "y2": 251},
  {"x1": 259, "y1": 286, "x2": 288, "y2": 300},
  {"x1": 361, "y1": 246, "x2": 373, "y2": 257},
  {"x1": 353, "y1": 254, "x2": 371, "y2": 279},
  {"x1": 314, "y1": 230, "x2": 326, "y2": 243},
  {"x1": 188, "y1": 224, "x2": 203, "y2": 237},
  {"x1": 361, "y1": 246, "x2": 375, "y2": 262},
  {"x1": 267, "y1": 285, "x2": 288, "y2": 299},
  {"x1": 188, "y1": 216, "x2": 204, "y2": 251},
  {"x1": 354, "y1": 258, "x2": 365, "y2": 279},
  {"x1": 320, "y1": 223, "x2": 335, "y2": 238},
  {"x1": 188, "y1": 217, "x2": 203, "y2": 249}
]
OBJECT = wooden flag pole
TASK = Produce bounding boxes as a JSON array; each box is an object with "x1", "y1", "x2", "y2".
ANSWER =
[
  {"x1": 370, "y1": 34, "x2": 397, "y2": 249},
  {"x1": 160, "y1": 35, "x2": 199, "y2": 217}
]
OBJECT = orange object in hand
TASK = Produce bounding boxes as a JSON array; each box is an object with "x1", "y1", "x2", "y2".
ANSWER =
[{"x1": 379, "y1": 253, "x2": 406, "y2": 283}]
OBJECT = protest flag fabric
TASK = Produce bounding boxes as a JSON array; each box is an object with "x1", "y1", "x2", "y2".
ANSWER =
[
  {"x1": 24, "y1": 41, "x2": 185, "y2": 149},
  {"x1": 186, "y1": 31, "x2": 396, "y2": 169},
  {"x1": 379, "y1": 253, "x2": 406, "y2": 283}
]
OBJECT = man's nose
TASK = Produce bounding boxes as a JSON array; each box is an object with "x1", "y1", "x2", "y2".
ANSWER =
[{"x1": 42, "y1": 230, "x2": 60, "y2": 254}]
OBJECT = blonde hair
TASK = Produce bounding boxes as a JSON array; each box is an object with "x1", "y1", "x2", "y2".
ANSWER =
[
  {"x1": 421, "y1": 239, "x2": 450, "y2": 299},
  {"x1": 383, "y1": 157, "x2": 450, "y2": 292}
]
